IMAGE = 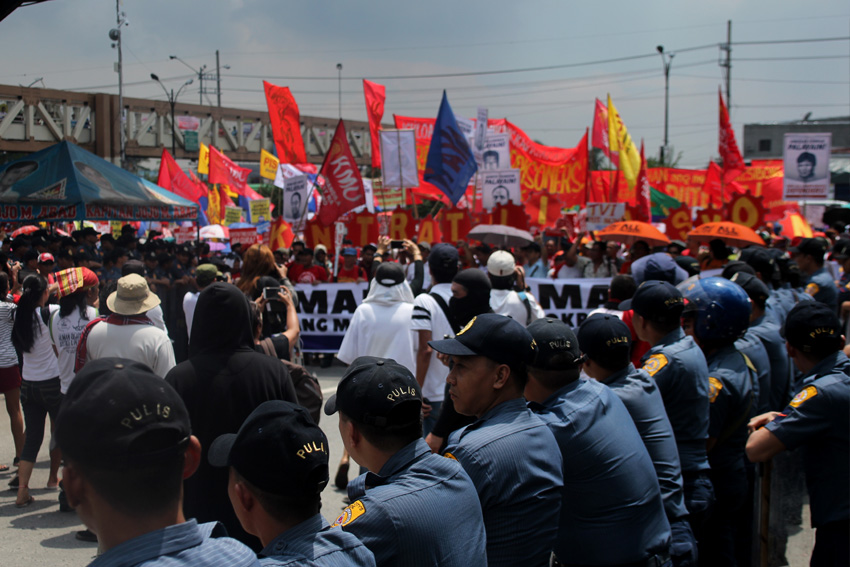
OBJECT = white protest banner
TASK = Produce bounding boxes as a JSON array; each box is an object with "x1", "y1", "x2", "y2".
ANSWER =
[
  {"x1": 783, "y1": 133, "x2": 832, "y2": 199},
  {"x1": 586, "y1": 202, "x2": 627, "y2": 231},
  {"x1": 363, "y1": 178, "x2": 375, "y2": 213},
  {"x1": 282, "y1": 175, "x2": 310, "y2": 223},
  {"x1": 478, "y1": 133, "x2": 511, "y2": 171},
  {"x1": 230, "y1": 227, "x2": 258, "y2": 247},
  {"x1": 379, "y1": 130, "x2": 419, "y2": 189},
  {"x1": 481, "y1": 169, "x2": 521, "y2": 210},
  {"x1": 172, "y1": 226, "x2": 195, "y2": 244},
  {"x1": 296, "y1": 278, "x2": 611, "y2": 352},
  {"x1": 475, "y1": 107, "x2": 488, "y2": 151}
]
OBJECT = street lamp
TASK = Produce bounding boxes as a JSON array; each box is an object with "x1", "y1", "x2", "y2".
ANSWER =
[
  {"x1": 336, "y1": 63, "x2": 343, "y2": 120},
  {"x1": 656, "y1": 45, "x2": 674, "y2": 166},
  {"x1": 150, "y1": 74, "x2": 193, "y2": 156},
  {"x1": 169, "y1": 55, "x2": 206, "y2": 105}
]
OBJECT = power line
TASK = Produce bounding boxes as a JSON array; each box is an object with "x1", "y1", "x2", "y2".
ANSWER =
[
  {"x1": 734, "y1": 103, "x2": 849, "y2": 108},
  {"x1": 735, "y1": 55, "x2": 850, "y2": 62},
  {"x1": 677, "y1": 73, "x2": 849, "y2": 85},
  {"x1": 731, "y1": 36, "x2": 850, "y2": 45}
]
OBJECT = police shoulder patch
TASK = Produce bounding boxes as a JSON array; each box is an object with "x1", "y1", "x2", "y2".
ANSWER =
[
  {"x1": 332, "y1": 500, "x2": 366, "y2": 528},
  {"x1": 443, "y1": 452, "x2": 458, "y2": 461},
  {"x1": 789, "y1": 385, "x2": 818, "y2": 408},
  {"x1": 642, "y1": 354, "x2": 669, "y2": 377},
  {"x1": 805, "y1": 282, "x2": 820, "y2": 297},
  {"x1": 708, "y1": 376, "x2": 723, "y2": 403}
]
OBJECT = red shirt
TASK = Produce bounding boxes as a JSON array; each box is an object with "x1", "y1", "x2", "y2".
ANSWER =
[
  {"x1": 336, "y1": 265, "x2": 367, "y2": 283},
  {"x1": 288, "y1": 263, "x2": 329, "y2": 284}
]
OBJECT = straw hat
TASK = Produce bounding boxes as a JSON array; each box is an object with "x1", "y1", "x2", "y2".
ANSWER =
[{"x1": 107, "y1": 274, "x2": 160, "y2": 316}]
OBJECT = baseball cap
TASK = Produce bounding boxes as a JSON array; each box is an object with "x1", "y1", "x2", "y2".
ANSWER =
[
  {"x1": 428, "y1": 243, "x2": 459, "y2": 272},
  {"x1": 341, "y1": 247, "x2": 358, "y2": 256},
  {"x1": 630, "y1": 253, "x2": 689, "y2": 286},
  {"x1": 195, "y1": 263, "x2": 220, "y2": 286},
  {"x1": 739, "y1": 247, "x2": 777, "y2": 280},
  {"x1": 487, "y1": 250, "x2": 516, "y2": 277},
  {"x1": 208, "y1": 401, "x2": 329, "y2": 498},
  {"x1": 374, "y1": 262, "x2": 405, "y2": 286},
  {"x1": 429, "y1": 313, "x2": 538, "y2": 368},
  {"x1": 721, "y1": 261, "x2": 756, "y2": 280},
  {"x1": 729, "y1": 271, "x2": 770, "y2": 308},
  {"x1": 790, "y1": 237, "x2": 828, "y2": 258},
  {"x1": 576, "y1": 313, "x2": 632, "y2": 366},
  {"x1": 324, "y1": 356, "x2": 422, "y2": 428},
  {"x1": 55, "y1": 358, "x2": 191, "y2": 468},
  {"x1": 527, "y1": 318, "x2": 583, "y2": 370},
  {"x1": 831, "y1": 239, "x2": 850, "y2": 260},
  {"x1": 621, "y1": 280, "x2": 685, "y2": 324},
  {"x1": 37, "y1": 252, "x2": 54, "y2": 264},
  {"x1": 782, "y1": 301, "x2": 842, "y2": 355},
  {"x1": 521, "y1": 241, "x2": 541, "y2": 253}
]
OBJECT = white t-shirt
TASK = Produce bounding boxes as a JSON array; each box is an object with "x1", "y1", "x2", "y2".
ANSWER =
[
  {"x1": 556, "y1": 259, "x2": 588, "y2": 279},
  {"x1": 84, "y1": 322, "x2": 176, "y2": 378},
  {"x1": 22, "y1": 304, "x2": 60, "y2": 381},
  {"x1": 0, "y1": 302, "x2": 18, "y2": 368},
  {"x1": 183, "y1": 291, "x2": 199, "y2": 340},
  {"x1": 489, "y1": 289, "x2": 546, "y2": 326},
  {"x1": 50, "y1": 306, "x2": 98, "y2": 393},
  {"x1": 146, "y1": 304, "x2": 169, "y2": 337},
  {"x1": 410, "y1": 283, "x2": 454, "y2": 402},
  {"x1": 337, "y1": 302, "x2": 417, "y2": 372}
]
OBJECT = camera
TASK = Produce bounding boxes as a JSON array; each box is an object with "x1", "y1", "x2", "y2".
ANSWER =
[
  {"x1": 390, "y1": 240, "x2": 404, "y2": 250},
  {"x1": 263, "y1": 286, "x2": 282, "y2": 300}
]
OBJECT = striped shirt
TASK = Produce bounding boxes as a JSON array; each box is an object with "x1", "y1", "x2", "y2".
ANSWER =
[
  {"x1": 0, "y1": 301, "x2": 17, "y2": 368},
  {"x1": 445, "y1": 398, "x2": 563, "y2": 567},
  {"x1": 410, "y1": 284, "x2": 453, "y2": 402},
  {"x1": 89, "y1": 520, "x2": 261, "y2": 567},
  {"x1": 260, "y1": 514, "x2": 374, "y2": 566}
]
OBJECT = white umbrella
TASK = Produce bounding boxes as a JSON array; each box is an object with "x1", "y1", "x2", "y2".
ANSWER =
[
  {"x1": 468, "y1": 224, "x2": 534, "y2": 248},
  {"x1": 199, "y1": 224, "x2": 230, "y2": 240}
]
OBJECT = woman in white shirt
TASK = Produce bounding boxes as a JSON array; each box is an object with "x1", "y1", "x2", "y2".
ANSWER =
[
  {"x1": 49, "y1": 267, "x2": 99, "y2": 394},
  {"x1": 11, "y1": 274, "x2": 60, "y2": 507},
  {"x1": 0, "y1": 272, "x2": 24, "y2": 475}
]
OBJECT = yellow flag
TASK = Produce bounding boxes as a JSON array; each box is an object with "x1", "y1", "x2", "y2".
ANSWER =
[
  {"x1": 206, "y1": 184, "x2": 221, "y2": 224},
  {"x1": 198, "y1": 143, "x2": 210, "y2": 175},
  {"x1": 260, "y1": 149, "x2": 280, "y2": 180},
  {"x1": 607, "y1": 94, "x2": 642, "y2": 190}
]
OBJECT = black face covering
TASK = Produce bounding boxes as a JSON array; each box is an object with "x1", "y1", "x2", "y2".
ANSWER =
[{"x1": 450, "y1": 269, "x2": 492, "y2": 328}]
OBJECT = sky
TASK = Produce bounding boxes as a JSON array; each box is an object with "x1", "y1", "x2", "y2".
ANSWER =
[{"x1": 2, "y1": 0, "x2": 849, "y2": 169}]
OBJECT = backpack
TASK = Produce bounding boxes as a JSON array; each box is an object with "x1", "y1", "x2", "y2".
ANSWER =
[{"x1": 258, "y1": 337, "x2": 323, "y2": 424}]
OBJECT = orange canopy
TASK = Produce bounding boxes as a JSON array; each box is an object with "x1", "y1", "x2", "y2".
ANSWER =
[
  {"x1": 687, "y1": 222, "x2": 764, "y2": 248},
  {"x1": 596, "y1": 221, "x2": 670, "y2": 247}
]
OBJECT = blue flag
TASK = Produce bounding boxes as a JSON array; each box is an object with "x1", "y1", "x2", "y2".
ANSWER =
[{"x1": 424, "y1": 91, "x2": 478, "y2": 205}]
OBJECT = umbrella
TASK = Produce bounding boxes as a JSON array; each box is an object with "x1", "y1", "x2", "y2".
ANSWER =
[
  {"x1": 596, "y1": 221, "x2": 670, "y2": 247},
  {"x1": 10, "y1": 225, "x2": 40, "y2": 238},
  {"x1": 207, "y1": 241, "x2": 227, "y2": 252},
  {"x1": 199, "y1": 224, "x2": 230, "y2": 240},
  {"x1": 468, "y1": 224, "x2": 534, "y2": 248},
  {"x1": 687, "y1": 222, "x2": 764, "y2": 248}
]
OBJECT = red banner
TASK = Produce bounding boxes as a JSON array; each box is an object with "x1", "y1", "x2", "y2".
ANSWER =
[
  {"x1": 393, "y1": 115, "x2": 588, "y2": 208},
  {"x1": 437, "y1": 207, "x2": 472, "y2": 244},
  {"x1": 263, "y1": 81, "x2": 307, "y2": 164},
  {"x1": 208, "y1": 146, "x2": 251, "y2": 191},
  {"x1": 475, "y1": 203, "x2": 530, "y2": 231},
  {"x1": 344, "y1": 210, "x2": 380, "y2": 248},
  {"x1": 727, "y1": 193, "x2": 766, "y2": 229},
  {"x1": 663, "y1": 204, "x2": 692, "y2": 241},
  {"x1": 268, "y1": 217, "x2": 294, "y2": 251},
  {"x1": 230, "y1": 227, "x2": 259, "y2": 247},
  {"x1": 304, "y1": 217, "x2": 333, "y2": 251},
  {"x1": 416, "y1": 215, "x2": 442, "y2": 244},
  {"x1": 363, "y1": 80, "x2": 386, "y2": 169},
  {"x1": 719, "y1": 89, "x2": 745, "y2": 184},
  {"x1": 526, "y1": 191, "x2": 564, "y2": 230},
  {"x1": 648, "y1": 168, "x2": 710, "y2": 210},
  {"x1": 387, "y1": 208, "x2": 416, "y2": 240},
  {"x1": 318, "y1": 121, "x2": 367, "y2": 226},
  {"x1": 157, "y1": 149, "x2": 205, "y2": 203},
  {"x1": 591, "y1": 98, "x2": 618, "y2": 166}
]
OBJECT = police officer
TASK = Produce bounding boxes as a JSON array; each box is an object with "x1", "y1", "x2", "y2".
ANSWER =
[
  {"x1": 429, "y1": 314, "x2": 563, "y2": 567},
  {"x1": 746, "y1": 302, "x2": 849, "y2": 567},
  {"x1": 625, "y1": 281, "x2": 714, "y2": 538},
  {"x1": 738, "y1": 247, "x2": 785, "y2": 324},
  {"x1": 324, "y1": 356, "x2": 486, "y2": 567},
  {"x1": 208, "y1": 401, "x2": 375, "y2": 566},
  {"x1": 579, "y1": 313, "x2": 696, "y2": 567},
  {"x1": 681, "y1": 277, "x2": 757, "y2": 567},
  {"x1": 529, "y1": 316, "x2": 673, "y2": 567},
  {"x1": 832, "y1": 239, "x2": 850, "y2": 315},
  {"x1": 54, "y1": 358, "x2": 262, "y2": 566},
  {"x1": 791, "y1": 237, "x2": 838, "y2": 311}
]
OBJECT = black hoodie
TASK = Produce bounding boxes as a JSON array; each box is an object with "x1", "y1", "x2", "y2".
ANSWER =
[{"x1": 166, "y1": 283, "x2": 296, "y2": 551}]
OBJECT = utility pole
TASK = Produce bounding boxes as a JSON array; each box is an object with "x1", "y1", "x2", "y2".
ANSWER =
[
  {"x1": 657, "y1": 46, "x2": 674, "y2": 166},
  {"x1": 109, "y1": 0, "x2": 127, "y2": 167},
  {"x1": 720, "y1": 20, "x2": 732, "y2": 109},
  {"x1": 336, "y1": 63, "x2": 343, "y2": 120},
  {"x1": 216, "y1": 50, "x2": 222, "y2": 107}
]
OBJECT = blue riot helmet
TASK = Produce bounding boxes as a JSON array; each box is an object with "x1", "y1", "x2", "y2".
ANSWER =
[{"x1": 680, "y1": 276, "x2": 751, "y2": 342}]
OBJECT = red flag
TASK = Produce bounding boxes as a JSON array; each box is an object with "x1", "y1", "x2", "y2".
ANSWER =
[
  {"x1": 719, "y1": 89, "x2": 745, "y2": 184},
  {"x1": 363, "y1": 80, "x2": 386, "y2": 169},
  {"x1": 263, "y1": 81, "x2": 307, "y2": 164},
  {"x1": 633, "y1": 141, "x2": 651, "y2": 223},
  {"x1": 269, "y1": 217, "x2": 295, "y2": 250},
  {"x1": 208, "y1": 146, "x2": 251, "y2": 193},
  {"x1": 591, "y1": 99, "x2": 618, "y2": 166},
  {"x1": 157, "y1": 148, "x2": 204, "y2": 203},
  {"x1": 702, "y1": 161, "x2": 724, "y2": 208},
  {"x1": 318, "y1": 121, "x2": 366, "y2": 226}
]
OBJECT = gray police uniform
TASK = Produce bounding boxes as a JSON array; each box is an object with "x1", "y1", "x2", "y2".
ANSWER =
[
  {"x1": 335, "y1": 438, "x2": 486, "y2": 567},
  {"x1": 640, "y1": 328, "x2": 713, "y2": 524},
  {"x1": 530, "y1": 378, "x2": 671, "y2": 566},
  {"x1": 605, "y1": 364, "x2": 695, "y2": 565},
  {"x1": 446, "y1": 398, "x2": 563, "y2": 567},
  {"x1": 747, "y1": 314, "x2": 792, "y2": 411},
  {"x1": 805, "y1": 267, "x2": 838, "y2": 311},
  {"x1": 89, "y1": 520, "x2": 261, "y2": 567},
  {"x1": 765, "y1": 351, "x2": 850, "y2": 563},
  {"x1": 260, "y1": 514, "x2": 375, "y2": 566},
  {"x1": 703, "y1": 345, "x2": 757, "y2": 567},
  {"x1": 735, "y1": 332, "x2": 771, "y2": 414}
]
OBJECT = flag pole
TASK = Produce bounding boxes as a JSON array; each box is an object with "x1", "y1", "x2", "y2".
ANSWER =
[{"x1": 377, "y1": 130, "x2": 389, "y2": 213}]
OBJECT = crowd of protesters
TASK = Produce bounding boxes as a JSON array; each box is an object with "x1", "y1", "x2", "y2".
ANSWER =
[{"x1": 0, "y1": 219, "x2": 846, "y2": 567}]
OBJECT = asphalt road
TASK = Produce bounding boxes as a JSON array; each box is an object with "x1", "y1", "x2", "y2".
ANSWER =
[{"x1": 0, "y1": 360, "x2": 816, "y2": 566}]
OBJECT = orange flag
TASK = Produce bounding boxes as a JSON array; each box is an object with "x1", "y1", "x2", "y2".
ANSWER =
[{"x1": 263, "y1": 81, "x2": 307, "y2": 164}]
